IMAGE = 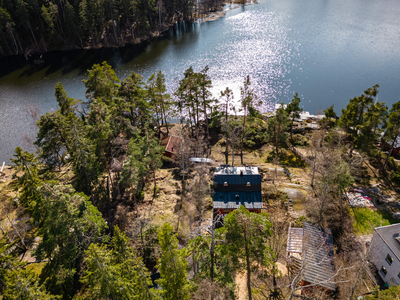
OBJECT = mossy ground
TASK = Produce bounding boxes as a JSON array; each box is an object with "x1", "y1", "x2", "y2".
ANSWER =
[
  {"x1": 349, "y1": 207, "x2": 399, "y2": 235},
  {"x1": 26, "y1": 262, "x2": 47, "y2": 276}
]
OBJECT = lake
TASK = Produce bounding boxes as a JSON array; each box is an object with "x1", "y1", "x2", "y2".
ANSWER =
[{"x1": 1, "y1": 0, "x2": 400, "y2": 163}]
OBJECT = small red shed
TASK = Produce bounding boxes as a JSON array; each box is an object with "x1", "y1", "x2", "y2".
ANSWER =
[{"x1": 160, "y1": 135, "x2": 181, "y2": 162}]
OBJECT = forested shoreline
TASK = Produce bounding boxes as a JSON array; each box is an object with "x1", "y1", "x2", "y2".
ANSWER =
[
  {"x1": 2, "y1": 61, "x2": 400, "y2": 299},
  {"x1": 0, "y1": 0, "x2": 227, "y2": 58}
]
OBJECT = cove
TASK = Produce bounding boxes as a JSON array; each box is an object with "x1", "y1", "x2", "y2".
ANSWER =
[{"x1": 1, "y1": 0, "x2": 400, "y2": 163}]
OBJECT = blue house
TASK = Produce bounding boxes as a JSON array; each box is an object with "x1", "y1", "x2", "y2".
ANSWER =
[{"x1": 213, "y1": 165, "x2": 263, "y2": 219}]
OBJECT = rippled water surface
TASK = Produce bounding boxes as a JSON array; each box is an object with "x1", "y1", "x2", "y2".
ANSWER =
[{"x1": 1, "y1": 0, "x2": 400, "y2": 163}]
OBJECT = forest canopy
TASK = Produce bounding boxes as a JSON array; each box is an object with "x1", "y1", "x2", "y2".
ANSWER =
[{"x1": 0, "y1": 0, "x2": 225, "y2": 57}]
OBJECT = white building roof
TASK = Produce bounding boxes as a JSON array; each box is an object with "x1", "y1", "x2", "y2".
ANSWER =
[{"x1": 214, "y1": 165, "x2": 259, "y2": 175}]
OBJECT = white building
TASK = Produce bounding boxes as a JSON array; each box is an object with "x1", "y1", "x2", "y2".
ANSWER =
[{"x1": 369, "y1": 224, "x2": 400, "y2": 287}]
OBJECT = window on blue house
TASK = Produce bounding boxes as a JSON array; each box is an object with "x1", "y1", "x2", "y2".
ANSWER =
[
  {"x1": 386, "y1": 254, "x2": 393, "y2": 265},
  {"x1": 380, "y1": 266, "x2": 387, "y2": 277}
]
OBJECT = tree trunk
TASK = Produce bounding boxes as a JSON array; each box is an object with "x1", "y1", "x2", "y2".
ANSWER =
[
  {"x1": 7, "y1": 214, "x2": 27, "y2": 250},
  {"x1": 241, "y1": 114, "x2": 246, "y2": 165},
  {"x1": 244, "y1": 225, "x2": 252, "y2": 300},
  {"x1": 290, "y1": 115, "x2": 294, "y2": 141},
  {"x1": 319, "y1": 171, "x2": 329, "y2": 226},
  {"x1": 232, "y1": 137, "x2": 235, "y2": 166},
  {"x1": 28, "y1": 20, "x2": 38, "y2": 47},
  {"x1": 210, "y1": 224, "x2": 215, "y2": 281},
  {"x1": 311, "y1": 146, "x2": 317, "y2": 187},
  {"x1": 383, "y1": 133, "x2": 399, "y2": 171},
  {"x1": 153, "y1": 169, "x2": 157, "y2": 198},
  {"x1": 160, "y1": 93, "x2": 169, "y2": 136},
  {"x1": 203, "y1": 96, "x2": 210, "y2": 143}
]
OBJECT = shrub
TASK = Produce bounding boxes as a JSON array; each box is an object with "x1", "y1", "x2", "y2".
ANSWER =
[{"x1": 391, "y1": 171, "x2": 400, "y2": 185}]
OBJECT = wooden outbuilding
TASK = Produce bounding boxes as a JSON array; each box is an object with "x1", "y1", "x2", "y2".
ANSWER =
[
  {"x1": 160, "y1": 135, "x2": 181, "y2": 162},
  {"x1": 286, "y1": 222, "x2": 336, "y2": 297}
]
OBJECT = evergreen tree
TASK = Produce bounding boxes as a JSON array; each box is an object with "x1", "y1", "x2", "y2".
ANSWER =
[
  {"x1": 155, "y1": 70, "x2": 172, "y2": 136},
  {"x1": 383, "y1": 100, "x2": 400, "y2": 169},
  {"x1": 285, "y1": 93, "x2": 302, "y2": 141},
  {"x1": 3, "y1": 269, "x2": 59, "y2": 300},
  {"x1": 324, "y1": 104, "x2": 337, "y2": 119},
  {"x1": 78, "y1": 227, "x2": 158, "y2": 300},
  {"x1": 35, "y1": 82, "x2": 81, "y2": 169},
  {"x1": 0, "y1": 233, "x2": 22, "y2": 294},
  {"x1": 34, "y1": 184, "x2": 107, "y2": 298},
  {"x1": 266, "y1": 104, "x2": 289, "y2": 155},
  {"x1": 120, "y1": 128, "x2": 164, "y2": 201},
  {"x1": 147, "y1": 70, "x2": 171, "y2": 137},
  {"x1": 119, "y1": 71, "x2": 151, "y2": 132},
  {"x1": 340, "y1": 84, "x2": 380, "y2": 156},
  {"x1": 364, "y1": 285, "x2": 400, "y2": 300},
  {"x1": 10, "y1": 147, "x2": 44, "y2": 223},
  {"x1": 219, "y1": 206, "x2": 274, "y2": 300},
  {"x1": 358, "y1": 100, "x2": 387, "y2": 155},
  {"x1": 83, "y1": 61, "x2": 120, "y2": 105},
  {"x1": 198, "y1": 66, "x2": 214, "y2": 141},
  {"x1": 219, "y1": 87, "x2": 238, "y2": 165},
  {"x1": 157, "y1": 223, "x2": 191, "y2": 300},
  {"x1": 239, "y1": 75, "x2": 259, "y2": 164},
  {"x1": 175, "y1": 66, "x2": 199, "y2": 133},
  {"x1": 320, "y1": 104, "x2": 337, "y2": 128}
]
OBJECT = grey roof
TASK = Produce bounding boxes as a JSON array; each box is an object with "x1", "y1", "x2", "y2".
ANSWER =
[
  {"x1": 214, "y1": 174, "x2": 261, "y2": 185},
  {"x1": 287, "y1": 227, "x2": 303, "y2": 254},
  {"x1": 213, "y1": 191, "x2": 263, "y2": 209},
  {"x1": 214, "y1": 166, "x2": 259, "y2": 175},
  {"x1": 302, "y1": 222, "x2": 336, "y2": 291},
  {"x1": 190, "y1": 158, "x2": 213, "y2": 163},
  {"x1": 375, "y1": 223, "x2": 400, "y2": 262}
]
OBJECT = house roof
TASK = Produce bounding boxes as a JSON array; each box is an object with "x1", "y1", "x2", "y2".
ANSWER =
[
  {"x1": 287, "y1": 227, "x2": 303, "y2": 255},
  {"x1": 213, "y1": 191, "x2": 263, "y2": 209},
  {"x1": 160, "y1": 135, "x2": 181, "y2": 153},
  {"x1": 214, "y1": 174, "x2": 262, "y2": 185},
  {"x1": 302, "y1": 222, "x2": 336, "y2": 291},
  {"x1": 214, "y1": 174, "x2": 261, "y2": 192},
  {"x1": 190, "y1": 158, "x2": 213, "y2": 163},
  {"x1": 375, "y1": 223, "x2": 400, "y2": 262},
  {"x1": 214, "y1": 166, "x2": 259, "y2": 175}
]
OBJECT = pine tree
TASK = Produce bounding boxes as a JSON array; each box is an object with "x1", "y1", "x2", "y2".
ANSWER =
[
  {"x1": 175, "y1": 66, "x2": 199, "y2": 134},
  {"x1": 0, "y1": 233, "x2": 22, "y2": 294},
  {"x1": 383, "y1": 100, "x2": 400, "y2": 170},
  {"x1": 266, "y1": 104, "x2": 289, "y2": 155},
  {"x1": 217, "y1": 87, "x2": 233, "y2": 164},
  {"x1": 157, "y1": 223, "x2": 191, "y2": 300},
  {"x1": 219, "y1": 206, "x2": 274, "y2": 300},
  {"x1": 285, "y1": 93, "x2": 302, "y2": 141},
  {"x1": 239, "y1": 75, "x2": 261, "y2": 164},
  {"x1": 34, "y1": 184, "x2": 107, "y2": 298},
  {"x1": 198, "y1": 66, "x2": 214, "y2": 142},
  {"x1": 357, "y1": 100, "x2": 387, "y2": 156},
  {"x1": 147, "y1": 71, "x2": 171, "y2": 137},
  {"x1": 364, "y1": 285, "x2": 400, "y2": 300},
  {"x1": 119, "y1": 71, "x2": 151, "y2": 132},
  {"x1": 83, "y1": 61, "x2": 120, "y2": 105},
  {"x1": 3, "y1": 269, "x2": 59, "y2": 300},
  {"x1": 10, "y1": 147, "x2": 44, "y2": 223},
  {"x1": 79, "y1": 227, "x2": 158, "y2": 300},
  {"x1": 155, "y1": 70, "x2": 172, "y2": 136},
  {"x1": 120, "y1": 128, "x2": 163, "y2": 201},
  {"x1": 35, "y1": 82, "x2": 81, "y2": 169},
  {"x1": 340, "y1": 84, "x2": 380, "y2": 156}
]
